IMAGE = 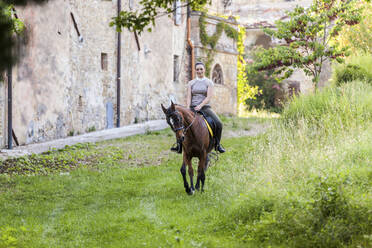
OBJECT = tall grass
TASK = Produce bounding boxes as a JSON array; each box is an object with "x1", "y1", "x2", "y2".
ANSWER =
[{"x1": 217, "y1": 80, "x2": 372, "y2": 247}]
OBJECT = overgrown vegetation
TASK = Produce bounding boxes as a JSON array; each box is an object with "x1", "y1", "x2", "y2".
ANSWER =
[
  {"x1": 251, "y1": 0, "x2": 369, "y2": 87},
  {"x1": 1, "y1": 81, "x2": 371, "y2": 247},
  {"x1": 0, "y1": 0, "x2": 47, "y2": 73},
  {"x1": 332, "y1": 52, "x2": 372, "y2": 86},
  {"x1": 198, "y1": 12, "x2": 238, "y2": 76},
  {"x1": 333, "y1": 2, "x2": 372, "y2": 53},
  {"x1": 243, "y1": 69, "x2": 283, "y2": 112},
  {"x1": 110, "y1": 0, "x2": 209, "y2": 33}
]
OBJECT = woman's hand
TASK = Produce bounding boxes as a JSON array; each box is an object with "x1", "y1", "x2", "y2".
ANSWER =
[{"x1": 194, "y1": 105, "x2": 202, "y2": 111}]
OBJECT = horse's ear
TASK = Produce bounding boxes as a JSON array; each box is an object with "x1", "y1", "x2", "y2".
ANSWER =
[
  {"x1": 170, "y1": 101, "x2": 175, "y2": 112},
  {"x1": 161, "y1": 104, "x2": 167, "y2": 114}
]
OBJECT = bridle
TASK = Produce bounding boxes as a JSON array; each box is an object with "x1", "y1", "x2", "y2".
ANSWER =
[{"x1": 167, "y1": 110, "x2": 196, "y2": 135}]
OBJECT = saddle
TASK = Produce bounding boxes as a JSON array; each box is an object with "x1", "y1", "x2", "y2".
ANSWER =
[
  {"x1": 198, "y1": 111, "x2": 215, "y2": 137},
  {"x1": 197, "y1": 110, "x2": 217, "y2": 150}
]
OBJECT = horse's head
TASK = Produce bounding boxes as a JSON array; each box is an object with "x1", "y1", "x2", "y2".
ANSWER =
[{"x1": 161, "y1": 101, "x2": 185, "y2": 144}]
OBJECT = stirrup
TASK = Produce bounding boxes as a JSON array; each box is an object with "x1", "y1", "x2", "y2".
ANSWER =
[{"x1": 216, "y1": 144, "x2": 225, "y2": 153}]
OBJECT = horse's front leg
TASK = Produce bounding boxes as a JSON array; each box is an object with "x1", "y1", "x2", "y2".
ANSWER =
[
  {"x1": 180, "y1": 161, "x2": 189, "y2": 193},
  {"x1": 195, "y1": 153, "x2": 207, "y2": 192},
  {"x1": 186, "y1": 158, "x2": 195, "y2": 195},
  {"x1": 182, "y1": 153, "x2": 194, "y2": 195}
]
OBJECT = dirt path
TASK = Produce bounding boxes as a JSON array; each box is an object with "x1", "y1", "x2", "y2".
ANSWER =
[{"x1": 224, "y1": 123, "x2": 271, "y2": 138}]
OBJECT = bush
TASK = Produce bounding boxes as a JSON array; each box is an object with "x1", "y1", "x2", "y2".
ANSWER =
[
  {"x1": 334, "y1": 64, "x2": 367, "y2": 85},
  {"x1": 333, "y1": 53, "x2": 372, "y2": 86},
  {"x1": 244, "y1": 69, "x2": 284, "y2": 113}
]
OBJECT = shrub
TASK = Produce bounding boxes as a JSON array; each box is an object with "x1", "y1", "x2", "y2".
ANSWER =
[
  {"x1": 244, "y1": 69, "x2": 284, "y2": 113},
  {"x1": 333, "y1": 53, "x2": 372, "y2": 86},
  {"x1": 221, "y1": 176, "x2": 372, "y2": 248},
  {"x1": 334, "y1": 64, "x2": 367, "y2": 85}
]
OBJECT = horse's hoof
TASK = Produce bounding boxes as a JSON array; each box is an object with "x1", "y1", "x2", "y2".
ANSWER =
[{"x1": 187, "y1": 189, "x2": 194, "y2": 195}]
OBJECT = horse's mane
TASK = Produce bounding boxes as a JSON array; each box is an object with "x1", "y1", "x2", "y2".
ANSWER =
[{"x1": 174, "y1": 104, "x2": 195, "y2": 120}]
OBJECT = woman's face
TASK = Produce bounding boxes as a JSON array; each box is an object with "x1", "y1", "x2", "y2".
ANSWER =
[{"x1": 196, "y1": 64, "x2": 205, "y2": 78}]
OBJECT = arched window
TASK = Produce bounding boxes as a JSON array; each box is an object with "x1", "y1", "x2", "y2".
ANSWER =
[{"x1": 212, "y1": 64, "x2": 224, "y2": 85}]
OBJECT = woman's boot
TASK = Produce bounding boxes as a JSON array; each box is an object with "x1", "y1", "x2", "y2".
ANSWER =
[{"x1": 215, "y1": 126, "x2": 225, "y2": 153}]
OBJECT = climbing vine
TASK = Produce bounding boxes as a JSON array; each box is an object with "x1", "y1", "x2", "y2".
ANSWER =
[
  {"x1": 199, "y1": 12, "x2": 259, "y2": 110},
  {"x1": 198, "y1": 12, "x2": 238, "y2": 76}
]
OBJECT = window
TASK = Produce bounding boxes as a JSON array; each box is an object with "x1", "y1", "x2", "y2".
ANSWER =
[
  {"x1": 212, "y1": 64, "x2": 224, "y2": 85},
  {"x1": 173, "y1": 55, "x2": 180, "y2": 82},
  {"x1": 101, "y1": 53, "x2": 108, "y2": 71}
]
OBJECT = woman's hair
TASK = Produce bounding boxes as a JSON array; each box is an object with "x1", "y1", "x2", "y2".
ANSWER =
[{"x1": 195, "y1": 62, "x2": 205, "y2": 69}]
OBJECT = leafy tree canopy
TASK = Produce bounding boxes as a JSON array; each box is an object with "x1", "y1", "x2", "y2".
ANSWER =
[
  {"x1": 250, "y1": 0, "x2": 370, "y2": 87},
  {"x1": 110, "y1": 0, "x2": 210, "y2": 34},
  {"x1": 0, "y1": 0, "x2": 50, "y2": 74}
]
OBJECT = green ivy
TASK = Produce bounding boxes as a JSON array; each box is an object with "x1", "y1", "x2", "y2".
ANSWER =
[
  {"x1": 4, "y1": 5, "x2": 25, "y2": 35},
  {"x1": 198, "y1": 12, "x2": 238, "y2": 76}
]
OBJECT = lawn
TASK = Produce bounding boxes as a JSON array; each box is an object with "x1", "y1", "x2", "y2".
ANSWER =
[
  {"x1": 1, "y1": 81, "x2": 372, "y2": 248},
  {"x1": 0, "y1": 117, "x2": 265, "y2": 248}
]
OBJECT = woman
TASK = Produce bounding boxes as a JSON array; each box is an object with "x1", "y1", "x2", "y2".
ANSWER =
[{"x1": 186, "y1": 62, "x2": 225, "y2": 153}]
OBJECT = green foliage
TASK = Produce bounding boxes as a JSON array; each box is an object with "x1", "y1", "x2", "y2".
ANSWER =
[
  {"x1": 224, "y1": 175, "x2": 371, "y2": 248},
  {"x1": 333, "y1": 52, "x2": 372, "y2": 86},
  {"x1": 237, "y1": 25, "x2": 260, "y2": 109},
  {"x1": 110, "y1": 0, "x2": 209, "y2": 34},
  {"x1": 3, "y1": 4, "x2": 24, "y2": 34},
  {"x1": 198, "y1": 12, "x2": 239, "y2": 76},
  {"x1": 334, "y1": 64, "x2": 367, "y2": 85},
  {"x1": 252, "y1": 0, "x2": 367, "y2": 87},
  {"x1": 244, "y1": 68, "x2": 283, "y2": 112},
  {"x1": 281, "y1": 80, "x2": 372, "y2": 131},
  {"x1": 1, "y1": 82, "x2": 371, "y2": 247},
  {"x1": 86, "y1": 126, "x2": 96, "y2": 133},
  {"x1": 333, "y1": 2, "x2": 372, "y2": 53}
]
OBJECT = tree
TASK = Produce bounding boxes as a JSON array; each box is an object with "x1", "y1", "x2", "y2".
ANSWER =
[
  {"x1": 110, "y1": 0, "x2": 209, "y2": 33},
  {"x1": 251, "y1": 0, "x2": 370, "y2": 88},
  {"x1": 333, "y1": 2, "x2": 372, "y2": 53},
  {"x1": 0, "y1": 0, "x2": 49, "y2": 73}
]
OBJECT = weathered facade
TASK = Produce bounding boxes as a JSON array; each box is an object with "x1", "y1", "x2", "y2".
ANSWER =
[
  {"x1": 1, "y1": 0, "x2": 332, "y2": 148},
  {"x1": 0, "y1": 0, "x2": 239, "y2": 147}
]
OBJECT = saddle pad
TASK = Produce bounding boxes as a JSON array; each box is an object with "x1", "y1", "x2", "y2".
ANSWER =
[{"x1": 203, "y1": 117, "x2": 214, "y2": 138}]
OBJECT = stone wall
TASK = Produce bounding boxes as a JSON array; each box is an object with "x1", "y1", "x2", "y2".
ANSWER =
[{"x1": 12, "y1": 0, "x2": 71, "y2": 145}]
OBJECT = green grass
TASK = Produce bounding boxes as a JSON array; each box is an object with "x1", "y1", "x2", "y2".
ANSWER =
[{"x1": 1, "y1": 82, "x2": 372, "y2": 247}]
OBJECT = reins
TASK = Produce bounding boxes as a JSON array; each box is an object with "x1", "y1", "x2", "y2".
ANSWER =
[
  {"x1": 182, "y1": 112, "x2": 196, "y2": 135},
  {"x1": 168, "y1": 110, "x2": 196, "y2": 135}
]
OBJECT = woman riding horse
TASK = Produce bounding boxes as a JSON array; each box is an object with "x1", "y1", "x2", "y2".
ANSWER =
[{"x1": 161, "y1": 62, "x2": 225, "y2": 194}]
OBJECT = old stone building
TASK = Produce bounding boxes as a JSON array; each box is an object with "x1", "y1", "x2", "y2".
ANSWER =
[
  {"x1": 0, "y1": 0, "x2": 239, "y2": 147},
  {"x1": 0, "y1": 0, "x2": 330, "y2": 148}
]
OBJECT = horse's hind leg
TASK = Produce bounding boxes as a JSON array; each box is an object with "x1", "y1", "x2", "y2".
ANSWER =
[{"x1": 195, "y1": 154, "x2": 206, "y2": 192}]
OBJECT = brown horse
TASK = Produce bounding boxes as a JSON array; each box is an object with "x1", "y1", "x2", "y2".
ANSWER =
[{"x1": 161, "y1": 101, "x2": 215, "y2": 195}]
